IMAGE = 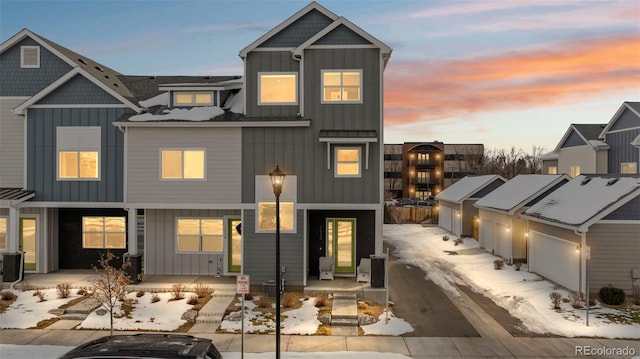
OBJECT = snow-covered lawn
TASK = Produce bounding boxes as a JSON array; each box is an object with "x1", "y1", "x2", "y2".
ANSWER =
[
  {"x1": 0, "y1": 288, "x2": 82, "y2": 329},
  {"x1": 384, "y1": 224, "x2": 640, "y2": 339}
]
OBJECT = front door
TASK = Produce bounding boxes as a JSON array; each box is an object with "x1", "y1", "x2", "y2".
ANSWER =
[
  {"x1": 326, "y1": 218, "x2": 355, "y2": 274},
  {"x1": 19, "y1": 217, "x2": 37, "y2": 271},
  {"x1": 227, "y1": 218, "x2": 242, "y2": 273}
]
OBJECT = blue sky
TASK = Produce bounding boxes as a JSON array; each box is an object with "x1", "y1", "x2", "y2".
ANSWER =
[{"x1": 1, "y1": 0, "x2": 639, "y2": 152}]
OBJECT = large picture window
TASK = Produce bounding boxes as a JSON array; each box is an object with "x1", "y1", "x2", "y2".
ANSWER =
[
  {"x1": 161, "y1": 149, "x2": 205, "y2": 179},
  {"x1": 0, "y1": 217, "x2": 7, "y2": 251},
  {"x1": 322, "y1": 70, "x2": 362, "y2": 103},
  {"x1": 335, "y1": 147, "x2": 361, "y2": 177},
  {"x1": 257, "y1": 202, "x2": 295, "y2": 232},
  {"x1": 82, "y1": 217, "x2": 126, "y2": 249},
  {"x1": 57, "y1": 127, "x2": 101, "y2": 180},
  {"x1": 259, "y1": 73, "x2": 297, "y2": 105},
  {"x1": 176, "y1": 218, "x2": 223, "y2": 253}
]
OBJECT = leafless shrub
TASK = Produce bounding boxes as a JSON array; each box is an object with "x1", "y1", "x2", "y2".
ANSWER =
[
  {"x1": 569, "y1": 291, "x2": 583, "y2": 308},
  {"x1": 187, "y1": 294, "x2": 199, "y2": 305},
  {"x1": 151, "y1": 293, "x2": 160, "y2": 303},
  {"x1": 549, "y1": 291, "x2": 563, "y2": 310},
  {"x1": 256, "y1": 295, "x2": 272, "y2": 309},
  {"x1": 282, "y1": 292, "x2": 299, "y2": 308},
  {"x1": 315, "y1": 295, "x2": 328, "y2": 307},
  {"x1": 136, "y1": 290, "x2": 145, "y2": 298},
  {"x1": 1, "y1": 291, "x2": 17, "y2": 301},
  {"x1": 493, "y1": 259, "x2": 504, "y2": 270},
  {"x1": 33, "y1": 289, "x2": 46, "y2": 302},
  {"x1": 18, "y1": 281, "x2": 33, "y2": 292},
  {"x1": 442, "y1": 235, "x2": 450, "y2": 241},
  {"x1": 56, "y1": 282, "x2": 72, "y2": 299},
  {"x1": 244, "y1": 293, "x2": 254, "y2": 300},
  {"x1": 453, "y1": 238, "x2": 463, "y2": 246},
  {"x1": 193, "y1": 282, "x2": 210, "y2": 298},
  {"x1": 77, "y1": 289, "x2": 89, "y2": 296},
  {"x1": 514, "y1": 262, "x2": 523, "y2": 271},
  {"x1": 171, "y1": 284, "x2": 186, "y2": 301}
]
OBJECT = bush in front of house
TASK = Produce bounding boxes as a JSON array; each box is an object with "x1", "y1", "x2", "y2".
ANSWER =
[
  {"x1": 493, "y1": 259, "x2": 504, "y2": 270},
  {"x1": 442, "y1": 235, "x2": 450, "y2": 241},
  {"x1": 549, "y1": 291, "x2": 562, "y2": 309},
  {"x1": 599, "y1": 286, "x2": 626, "y2": 305},
  {"x1": 1, "y1": 291, "x2": 17, "y2": 301}
]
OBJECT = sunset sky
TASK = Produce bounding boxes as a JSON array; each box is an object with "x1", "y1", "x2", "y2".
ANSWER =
[{"x1": 1, "y1": 0, "x2": 638, "y2": 152}]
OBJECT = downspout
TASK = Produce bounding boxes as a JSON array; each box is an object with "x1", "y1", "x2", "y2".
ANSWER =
[
  {"x1": 8, "y1": 203, "x2": 24, "y2": 290},
  {"x1": 292, "y1": 53, "x2": 303, "y2": 117},
  {"x1": 575, "y1": 229, "x2": 587, "y2": 296}
]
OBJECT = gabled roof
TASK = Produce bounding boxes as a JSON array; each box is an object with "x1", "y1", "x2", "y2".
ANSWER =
[
  {"x1": 553, "y1": 123, "x2": 608, "y2": 153},
  {"x1": 436, "y1": 175, "x2": 506, "y2": 204},
  {"x1": 523, "y1": 175, "x2": 640, "y2": 231},
  {"x1": 599, "y1": 101, "x2": 640, "y2": 138},
  {"x1": 475, "y1": 174, "x2": 569, "y2": 214}
]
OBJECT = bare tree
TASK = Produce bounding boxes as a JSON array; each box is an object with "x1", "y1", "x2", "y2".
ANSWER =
[
  {"x1": 476, "y1": 146, "x2": 545, "y2": 179},
  {"x1": 91, "y1": 251, "x2": 131, "y2": 335}
]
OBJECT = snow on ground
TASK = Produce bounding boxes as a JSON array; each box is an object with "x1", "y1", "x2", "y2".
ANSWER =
[
  {"x1": 361, "y1": 312, "x2": 414, "y2": 336},
  {"x1": 0, "y1": 288, "x2": 81, "y2": 329},
  {"x1": 384, "y1": 224, "x2": 640, "y2": 339},
  {"x1": 128, "y1": 106, "x2": 224, "y2": 121}
]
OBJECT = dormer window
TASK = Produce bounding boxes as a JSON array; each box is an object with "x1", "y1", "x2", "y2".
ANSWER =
[
  {"x1": 21, "y1": 46, "x2": 40, "y2": 68},
  {"x1": 173, "y1": 92, "x2": 213, "y2": 106}
]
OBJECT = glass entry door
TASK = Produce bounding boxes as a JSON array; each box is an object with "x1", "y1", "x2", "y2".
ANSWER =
[
  {"x1": 227, "y1": 218, "x2": 242, "y2": 273},
  {"x1": 326, "y1": 218, "x2": 355, "y2": 274},
  {"x1": 19, "y1": 218, "x2": 37, "y2": 271}
]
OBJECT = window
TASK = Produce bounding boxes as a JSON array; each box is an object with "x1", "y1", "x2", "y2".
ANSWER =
[
  {"x1": 82, "y1": 217, "x2": 126, "y2": 249},
  {"x1": 335, "y1": 147, "x2": 361, "y2": 177},
  {"x1": 257, "y1": 202, "x2": 295, "y2": 232},
  {"x1": 0, "y1": 217, "x2": 6, "y2": 251},
  {"x1": 161, "y1": 149, "x2": 205, "y2": 179},
  {"x1": 570, "y1": 166, "x2": 581, "y2": 177},
  {"x1": 547, "y1": 166, "x2": 558, "y2": 174},
  {"x1": 57, "y1": 127, "x2": 100, "y2": 180},
  {"x1": 259, "y1": 73, "x2": 297, "y2": 105},
  {"x1": 176, "y1": 218, "x2": 223, "y2": 252},
  {"x1": 621, "y1": 162, "x2": 638, "y2": 174},
  {"x1": 174, "y1": 92, "x2": 213, "y2": 106},
  {"x1": 322, "y1": 70, "x2": 362, "y2": 103},
  {"x1": 21, "y1": 46, "x2": 40, "y2": 68}
]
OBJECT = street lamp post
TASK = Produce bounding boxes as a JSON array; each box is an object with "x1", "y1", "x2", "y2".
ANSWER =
[{"x1": 269, "y1": 165, "x2": 286, "y2": 359}]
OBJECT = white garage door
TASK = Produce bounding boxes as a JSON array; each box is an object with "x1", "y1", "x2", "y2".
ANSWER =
[
  {"x1": 452, "y1": 210, "x2": 461, "y2": 236},
  {"x1": 439, "y1": 206, "x2": 452, "y2": 233},
  {"x1": 494, "y1": 222, "x2": 511, "y2": 261},
  {"x1": 479, "y1": 218, "x2": 493, "y2": 250},
  {"x1": 529, "y1": 231, "x2": 580, "y2": 291}
]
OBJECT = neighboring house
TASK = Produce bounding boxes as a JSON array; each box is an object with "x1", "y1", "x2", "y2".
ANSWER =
[
  {"x1": 383, "y1": 142, "x2": 484, "y2": 199},
  {"x1": 522, "y1": 175, "x2": 640, "y2": 295},
  {"x1": 0, "y1": 2, "x2": 392, "y2": 288},
  {"x1": 435, "y1": 175, "x2": 506, "y2": 238},
  {"x1": 599, "y1": 102, "x2": 640, "y2": 175},
  {"x1": 552, "y1": 124, "x2": 608, "y2": 177},
  {"x1": 474, "y1": 174, "x2": 570, "y2": 263},
  {"x1": 541, "y1": 152, "x2": 558, "y2": 175}
]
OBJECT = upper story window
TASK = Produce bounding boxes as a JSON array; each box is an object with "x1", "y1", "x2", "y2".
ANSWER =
[
  {"x1": 570, "y1": 166, "x2": 581, "y2": 178},
  {"x1": 176, "y1": 218, "x2": 223, "y2": 253},
  {"x1": 322, "y1": 70, "x2": 362, "y2": 103},
  {"x1": 174, "y1": 92, "x2": 213, "y2": 106},
  {"x1": 621, "y1": 162, "x2": 637, "y2": 174},
  {"x1": 161, "y1": 149, "x2": 206, "y2": 180},
  {"x1": 57, "y1": 127, "x2": 100, "y2": 180},
  {"x1": 547, "y1": 166, "x2": 558, "y2": 174},
  {"x1": 335, "y1": 147, "x2": 361, "y2": 177},
  {"x1": 21, "y1": 46, "x2": 40, "y2": 68},
  {"x1": 82, "y1": 216, "x2": 126, "y2": 249},
  {"x1": 258, "y1": 73, "x2": 297, "y2": 105}
]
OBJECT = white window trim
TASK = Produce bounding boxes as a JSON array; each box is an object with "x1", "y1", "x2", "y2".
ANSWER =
[
  {"x1": 173, "y1": 92, "x2": 214, "y2": 106},
  {"x1": 321, "y1": 69, "x2": 363, "y2": 104},
  {"x1": 175, "y1": 217, "x2": 224, "y2": 254},
  {"x1": 21, "y1": 46, "x2": 40, "y2": 68},
  {"x1": 159, "y1": 148, "x2": 207, "y2": 181},
  {"x1": 334, "y1": 146, "x2": 362, "y2": 178},
  {"x1": 621, "y1": 162, "x2": 638, "y2": 174},
  {"x1": 56, "y1": 127, "x2": 101, "y2": 181},
  {"x1": 0, "y1": 216, "x2": 7, "y2": 251},
  {"x1": 258, "y1": 72, "x2": 298, "y2": 106},
  {"x1": 82, "y1": 216, "x2": 126, "y2": 249}
]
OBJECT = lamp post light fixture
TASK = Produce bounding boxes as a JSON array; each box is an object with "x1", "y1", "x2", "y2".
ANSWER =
[{"x1": 269, "y1": 165, "x2": 286, "y2": 359}]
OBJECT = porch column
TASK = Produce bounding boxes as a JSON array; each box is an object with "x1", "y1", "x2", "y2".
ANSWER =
[
  {"x1": 8, "y1": 205, "x2": 19, "y2": 253},
  {"x1": 127, "y1": 208, "x2": 137, "y2": 255}
]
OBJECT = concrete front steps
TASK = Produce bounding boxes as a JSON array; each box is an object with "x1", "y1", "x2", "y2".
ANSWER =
[{"x1": 330, "y1": 292, "x2": 359, "y2": 336}]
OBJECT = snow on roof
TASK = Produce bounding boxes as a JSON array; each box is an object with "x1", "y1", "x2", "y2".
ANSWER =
[
  {"x1": 436, "y1": 175, "x2": 503, "y2": 203},
  {"x1": 525, "y1": 175, "x2": 640, "y2": 227},
  {"x1": 588, "y1": 140, "x2": 609, "y2": 149},
  {"x1": 475, "y1": 174, "x2": 565, "y2": 212},
  {"x1": 128, "y1": 106, "x2": 224, "y2": 122},
  {"x1": 223, "y1": 88, "x2": 244, "y2": 114},
  {"x1": 139, "y1": 92, "x2": 169, "y2": 108},
  {"x1": 541, "y1": 152, "x2": 558, "y2": 160}
]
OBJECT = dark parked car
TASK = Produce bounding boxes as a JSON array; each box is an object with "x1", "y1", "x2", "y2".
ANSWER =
[{"x1": 57, "y1": 334, "x2": 222, "y2": 359}]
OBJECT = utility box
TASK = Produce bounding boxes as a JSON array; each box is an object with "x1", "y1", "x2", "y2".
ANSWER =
[
  {"x1": 370, "y1": 255, "x2": 386, "y2": 288},
  {"x1": 262, "y1": 280, "x2": 277, "y2": 298},
  {"x1": 2, "y1": 253, "x2": 22, "y2": 283}
]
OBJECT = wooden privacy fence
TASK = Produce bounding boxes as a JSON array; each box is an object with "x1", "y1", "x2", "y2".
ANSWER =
[{"x1": 385, "y1": 206, "x2": 439, "y2": 224}]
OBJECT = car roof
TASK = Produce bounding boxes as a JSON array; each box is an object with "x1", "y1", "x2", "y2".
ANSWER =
[{"x1": 58, "y1": 334, "x2": 213, "y2": 359}]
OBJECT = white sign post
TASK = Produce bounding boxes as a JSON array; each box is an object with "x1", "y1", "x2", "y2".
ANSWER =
[{"x1": 236, "y1": 275, "x2": 250, "y2": 359}]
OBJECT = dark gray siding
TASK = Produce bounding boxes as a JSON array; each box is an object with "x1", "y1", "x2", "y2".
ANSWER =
[
  {"x1": 606, "y1": 128, "x2": 640, "y2": 173},
  {"x1": 610, "y1": 108, "x2": 640, "y2": 131},
  {"x1": 561, "y1": 130, "x2": 586, "y2": 148},
  {"x1": 37, "y1": 74, "x2": 121, "y2": 104},
  {"x1": 314, "y1": 25, "x2": 371, "y2": 45},
  {"x1": 260, "y1": 9, "x2": 333, "y2": 47},
  {"x1": 243, "y1": 209, "x2": 305, "y2": 285},
  {"x1": 603, "y1": 195, "x2": 640, "y2": 220},
  {"x1": 26, "y1": 107, "x2": 126, "y2": 202},
  {"x1": 0, "y1": 37, "x2": 72, "y2": 96},
  {"x1": 470, "y1": 179, "x2": 505, "y2": 198},
  {"x1": 245, "y1": 51, "x2": 300, "y2": 117}
]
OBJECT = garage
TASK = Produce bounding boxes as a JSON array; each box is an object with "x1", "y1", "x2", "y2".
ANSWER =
[
  {"x1": 439, "y1": 206, "x2": 452, "y2": 233},
  {"x1": 529, "y1": 231, "x2": 579, "y2": 291},
  {"x1": 479, "y1": 218, "x2": 493, "y2": 251},
  {"x1": 494, "y1": 222, "x2": 511, "y2": 261},
  {"x1": 451, "y1": 209, "x2": 461, "y2": 236}
]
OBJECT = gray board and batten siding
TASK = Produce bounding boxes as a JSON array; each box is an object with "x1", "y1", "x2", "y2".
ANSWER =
[
  {"x1": 0, "y1": 97, "x2": 28, "y2": 187},
  {"x1": 0, "y1": 37, "x2": 72, "y2": 97},
  {"x1": 26, "y1": 107, "x2": 126, "y2": 202},
  {"x1": 126, "y1": 127, "x2": 242, "y2": 204},
  {"x1": 606, "y1": 129, "x2": 640, "y2": 173},
  {"x1": 244, "y1": 51, "x2": 300, "y2": 117},
  {"x1": 602, "y1": 195, "x2": 640, "y2": 220},
  {"x1": 561, "y1": 130, "x2": 587, "y2": 148}
]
